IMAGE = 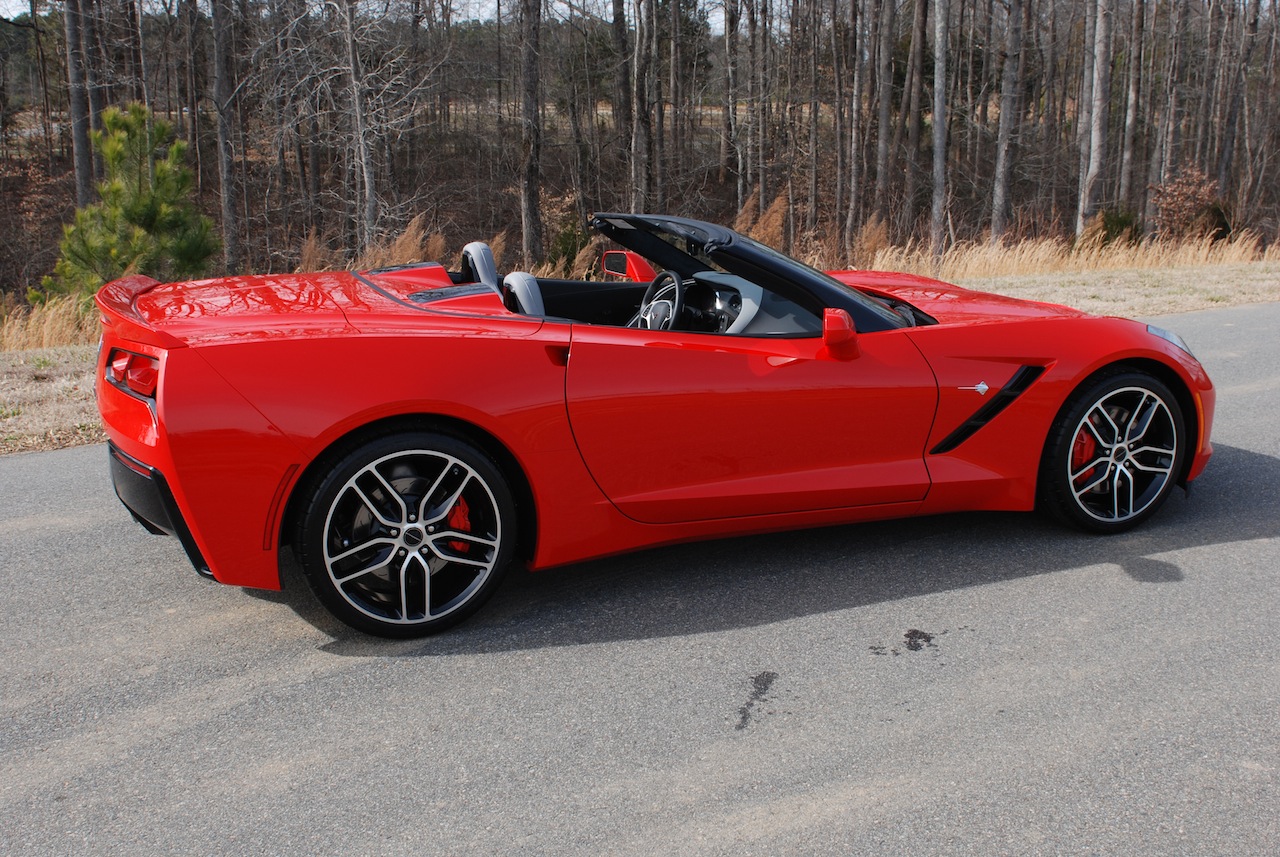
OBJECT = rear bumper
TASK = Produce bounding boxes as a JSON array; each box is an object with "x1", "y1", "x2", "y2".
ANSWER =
[{"x1": 108, "y1": 442, "x2": 213, "y2": 579}]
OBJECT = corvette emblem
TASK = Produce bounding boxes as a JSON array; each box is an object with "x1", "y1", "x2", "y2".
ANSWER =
[{"x1": 959, "y1": 381, "x2": 990, "y2": 395}]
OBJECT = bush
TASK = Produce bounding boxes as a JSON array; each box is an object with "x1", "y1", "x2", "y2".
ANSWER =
[
  {"x1": 1152, "y1": 167, "x2": 1222, "y2": 240},
  {"x1": 33, "y1": 103, "x2": 218, "y2": 303}
]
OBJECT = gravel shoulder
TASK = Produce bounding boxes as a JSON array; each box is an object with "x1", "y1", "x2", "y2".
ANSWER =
[{"x1": 2, "y1": 261, "x2": 1278, "y2": 456}]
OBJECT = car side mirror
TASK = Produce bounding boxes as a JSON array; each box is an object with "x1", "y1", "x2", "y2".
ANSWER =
[
  {"x1": 602, "y1": 251, "x2": 629, "y2": 277},
  {"x1": 822, "y1": 308, "x2": 859, "y2": 358}
]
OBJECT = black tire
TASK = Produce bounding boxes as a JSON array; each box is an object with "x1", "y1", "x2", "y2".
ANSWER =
[
  {"x1": 294, "y1": 431, "x2": 515, "y2": 637},
  {"x1": 1039, "y1": 370, "x2": 1186, "y2": 534}
]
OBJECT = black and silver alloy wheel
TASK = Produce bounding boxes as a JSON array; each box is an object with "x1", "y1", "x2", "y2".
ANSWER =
[
  {"x1": 1040, "y1": 371, "x2": 1186, "y2": 533},
  {"x1": 296, "y1": 432, "x2": 515, "y2": 637}
]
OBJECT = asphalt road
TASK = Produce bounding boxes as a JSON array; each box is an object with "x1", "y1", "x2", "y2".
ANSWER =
[{"x1": 2, "y1": 303, "x2": 1277, "y2": 856}]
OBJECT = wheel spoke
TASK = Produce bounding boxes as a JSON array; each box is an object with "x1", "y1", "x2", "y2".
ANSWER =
[
  {"x1": 327, "y1": 536, "x2": 395, "y2": 565},
  {"x1": 350, "y1": 482, "x2": 402, "y2": 529},
  {"x1": 415, "y1": 460, "x2": 454, "y2": 523},
  {"x1": 1128, "y1": 455, "x2": 1174, "y2": 476},
  {"x1": 1086, "y1": 404, "x2": 1121, "y2": 444},
  {"x1": 425, "y1": 473, "x2": 472, "y2": 525},
  {"x1": 428, "y1": 531, "x2": 498, "y2": 567},
  {"x1": 1070, "y1": 452, "x2": 1111, "y2": 485},
  {"x1": 366, "y1": 468, "x2": 408, "y2": 521},
  {"x1": 1113, "y1": 467, "x2": 1137, "y2": 519},
  {"x1": 1072, "y1": 464, "x2": 1112, "y2": 499},
  {"x1": 333, "y1": 550, "x2": 394, "y2": 583},
  {"x1": 420, "y1": 555, "x2": 432, "y2": 618},
  {"x1": 1123, "y1": 393, "x2": 1159, "y2": 443},
  {"x1": 398, "y1": 553, "x2": 411, "y2": 620}
]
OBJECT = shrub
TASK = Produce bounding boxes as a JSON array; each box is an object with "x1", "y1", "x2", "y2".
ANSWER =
[{"x1": 33, "y1": 103, "x2": 218, "y2": 303}]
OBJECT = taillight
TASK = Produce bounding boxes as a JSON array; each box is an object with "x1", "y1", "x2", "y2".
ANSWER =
[{"x1": 106, "y1": 349, "x2": 160, "y2": 399}]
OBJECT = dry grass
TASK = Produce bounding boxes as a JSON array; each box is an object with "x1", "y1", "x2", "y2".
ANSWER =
[
  {"x1": 0, "y1": 345, "x2": 105, "y2": 456},
  {"x1": 868, "y1": 231, "x2": 1279, "y2": 281},
  {"x1": 1, "y1": 296, "x2": 99, "y2": 351},
  {"x1": 352, "y1": 213, "x2": 450, "y2": 270}
]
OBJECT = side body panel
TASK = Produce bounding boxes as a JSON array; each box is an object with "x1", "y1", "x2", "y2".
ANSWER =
[
  {"x1": 907, "y1": 315, "x2": 1215, "y2": 515},
  {"x1": 565, "y1": 324, "x2": 939, "y2": 523}
]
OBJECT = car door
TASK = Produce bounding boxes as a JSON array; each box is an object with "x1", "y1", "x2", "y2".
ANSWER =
[{"x1": 564, "y1": 323, "x2": 939, "y2": 524}]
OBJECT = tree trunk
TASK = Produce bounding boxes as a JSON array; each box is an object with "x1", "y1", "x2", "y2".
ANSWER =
[
  {"x1": 519, "y1": 0, "x2": 544, "y2": 265},
  {"x1": 1118, "y1": 0, "x2": 1144, "y2": 208},
  {"x1": 63, "y1": 0, "x2": 93, "y2": 207},
  {"x1": 612, "y1": 0, "x2": 633, "y2": 185},
  {"x1": 631, "y1": 0, "x2": 654, "y2": 210},
  {"x1": 79, "y1": 0, "x2": 104, "y2": 135},
  {"x1": 211, "y1": 0, "x2": 240, "y2": 271},
  {"x1": 990, "y1": 0, "x2": 1022, "y2": 240},
  {"x1": 27, "y1": 0, "x2": 55, "y2": 172},
  {"x1": 1217, "y1": 0, "x2": 1263, "y2": 195},
  {"x1": 899, "y1": 0, "x2": 928, "y2": 235},
  {"x1": 343, "y1": 0, "x2": 377, "y2": 250},
  {"x1": 872, "y1": 0, "x2": 896, "y2": 220},
  {"x1": 844, "y1": 0, "x2": 869, "y2": 248},
  {"x1": 1077, "y1": 0, "x2": 1111, "y2": 236},
  {"x1": 931, "y1": 0, "x2": 948, "y2": 260},
  {"x1": 1074, "y1": 0, "x2": 1096, "y2": 236}
]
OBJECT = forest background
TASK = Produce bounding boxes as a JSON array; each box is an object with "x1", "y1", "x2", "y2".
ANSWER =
[{"x1": 1, "y1": 0, "x2": 1279, "y2": 297}]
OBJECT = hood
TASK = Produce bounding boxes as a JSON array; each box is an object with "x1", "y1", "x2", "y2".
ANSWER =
[{"x1": 829, "y1": 270, "x2": 1089, "y2": 325}]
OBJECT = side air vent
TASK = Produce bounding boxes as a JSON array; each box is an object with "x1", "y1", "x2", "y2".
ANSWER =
[{"x1": 929, "y1": 365, "x2": 1046, "y2": 455}]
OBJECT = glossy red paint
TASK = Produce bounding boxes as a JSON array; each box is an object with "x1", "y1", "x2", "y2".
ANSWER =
[{"x1": 95, "y1": 225, "x2": 1214, "y2": 623}]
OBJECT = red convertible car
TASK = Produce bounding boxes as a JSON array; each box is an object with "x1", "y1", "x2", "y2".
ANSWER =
[{"x1": 96, "y1": 213, "x2": 1214, "y2": 637}]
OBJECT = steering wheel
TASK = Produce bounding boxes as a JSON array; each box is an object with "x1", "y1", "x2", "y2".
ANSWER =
[{"x1": 633, "y1": 270, "x2": 685, "y2": 330}]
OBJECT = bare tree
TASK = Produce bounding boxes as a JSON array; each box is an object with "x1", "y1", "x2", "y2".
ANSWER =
[
  {"x1": 519, "y1": 0, "x2": 544, "y2": 264},
  {"x1": 990, "y1": 0, "x2": 1022, "y2": 241},
  {"x1": 931, "y1": 0, "x2": 948, "y2": 259},
  {"x1": 1217, "y1": 0, "x2": 1263, "y2": 195},
  {"x1": 62, "y1": 0, "x2": 93, "y2": 206},
  {"x1": 342, "y1": 0, "x2": 377, "y2": 249},
  {"x1": 844, "y1": 0, "x2": 869, "y2": 248},
  {"x1": 1077, "y1": 0, "x2": 1113, "y2": 235},
  {"x1": 210, "y1": 0, "x2": 240, "y2": 271},
  {"x1": 1118, "y1": 0, "x2": 1144, "y2": 208},
  {"x1": 871, "y1": 0, "x2": 895, "y2": 220}
]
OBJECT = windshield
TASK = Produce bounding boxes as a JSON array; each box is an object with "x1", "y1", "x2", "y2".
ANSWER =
[
  {"x1": 726, "y1": 234, "x2": 909, "y2": 330},
  {"x1": 591, "y1": 213, "x2": 912, "y2": 332}
]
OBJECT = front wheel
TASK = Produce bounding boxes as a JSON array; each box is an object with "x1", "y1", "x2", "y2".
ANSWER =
[
  {"x1": 294, "y1": 431, "x2": 515, "y2": 637},
  {"x1": 1039, "y1": 371, "x2": 1186, "y2": 534}
]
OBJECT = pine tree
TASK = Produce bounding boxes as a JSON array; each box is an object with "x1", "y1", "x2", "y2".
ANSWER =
[{"x1": 35, "y1": 103, "x2": 218, "y2": 302}]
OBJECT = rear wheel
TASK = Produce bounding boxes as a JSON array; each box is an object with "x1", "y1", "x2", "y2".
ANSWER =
[
  {"x1": 294, "y1": 431, "x2": 515, "y2": 637},
  {"x1": 1039, "y1": 371, "x2": 1185, "y2": 534}
]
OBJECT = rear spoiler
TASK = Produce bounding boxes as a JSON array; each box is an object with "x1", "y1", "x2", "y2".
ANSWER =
[{"x1": 95, "y1": 274, "x2": 188, "y2": 349}]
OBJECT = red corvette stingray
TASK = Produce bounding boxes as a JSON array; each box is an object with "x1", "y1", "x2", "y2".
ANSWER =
[{"x1": 96, "y1": 213, "x2": 1214, "y2": 636}]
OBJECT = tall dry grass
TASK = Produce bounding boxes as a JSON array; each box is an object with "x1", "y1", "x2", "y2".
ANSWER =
[
  {"x1": 867, "y1": 231, "x2": 1280, "y2": 281},
  {"x1": 1, "y1": 297, "x2": 99, "y2": 351}
]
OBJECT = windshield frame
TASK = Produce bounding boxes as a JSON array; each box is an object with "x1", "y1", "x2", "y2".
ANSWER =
[{"x1": 590, "y1": 212, "x2": 910, "y2": 333}]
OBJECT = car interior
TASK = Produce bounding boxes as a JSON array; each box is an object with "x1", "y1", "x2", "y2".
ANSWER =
[{"x1": 448, "y1": 239, "x2": 823, "y2": 336}]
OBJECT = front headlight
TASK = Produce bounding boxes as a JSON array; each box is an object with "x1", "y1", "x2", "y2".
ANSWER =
[{"x1": 1147, "y1": 324, "x2": 1195, "y2": 358}]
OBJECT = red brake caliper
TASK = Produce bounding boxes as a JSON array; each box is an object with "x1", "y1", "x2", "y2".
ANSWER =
[
  {"x1": 447, "y1": 497, "x2": 471, "y2": 554},
  {"x1": 1071, "y1": 422, "x2": 1098, "y2": 487}
]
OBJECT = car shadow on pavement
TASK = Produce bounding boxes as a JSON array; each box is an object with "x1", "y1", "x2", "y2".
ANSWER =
[{"x1": 290, "y1": 442, "x2": 1279, "y2": 656}]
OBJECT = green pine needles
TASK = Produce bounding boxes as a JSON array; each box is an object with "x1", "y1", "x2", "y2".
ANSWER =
[{"x1": 35, "y1": 103, "x2": 219, "y2": 303}]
